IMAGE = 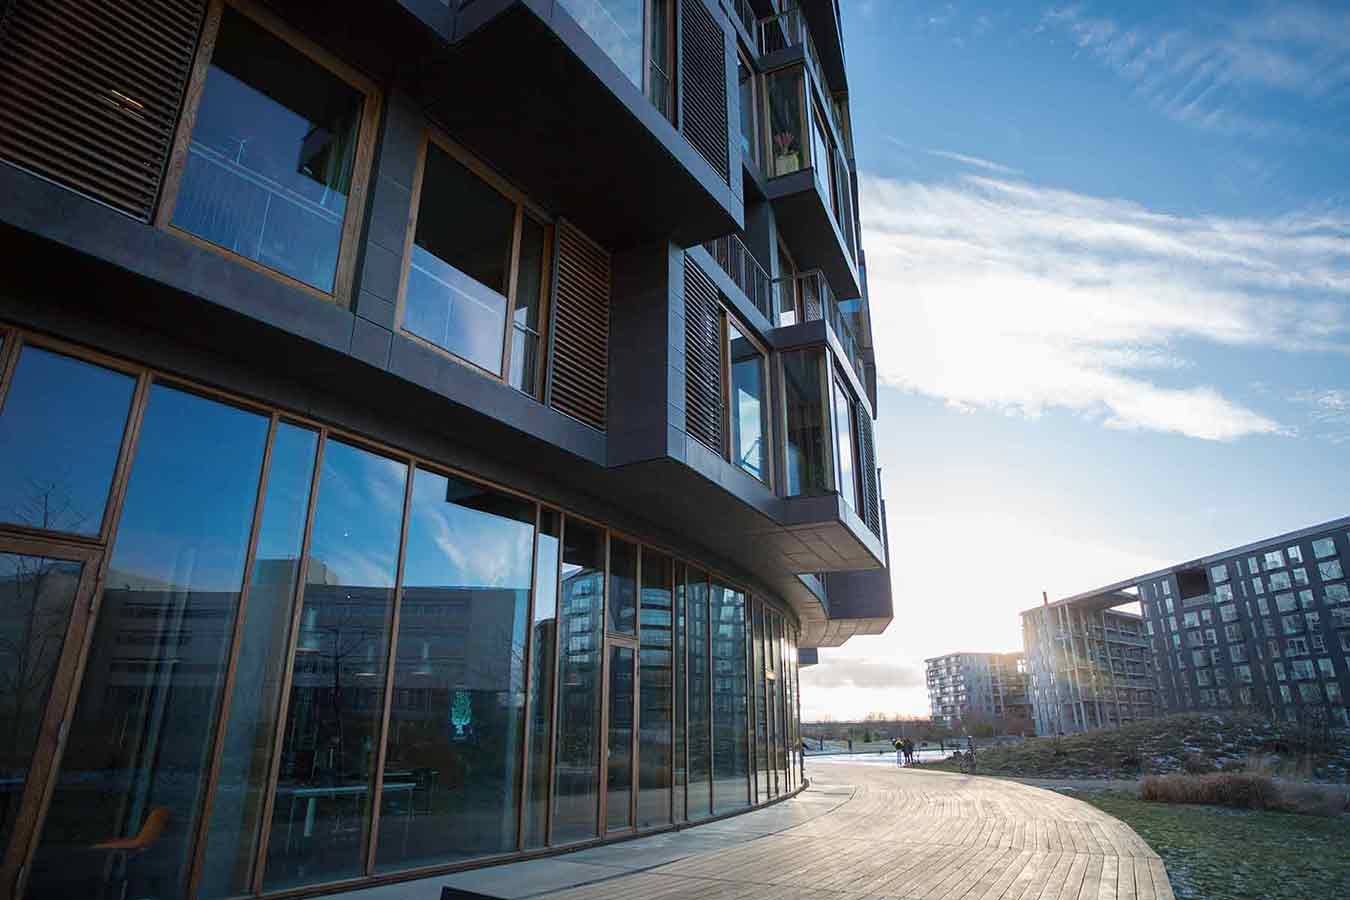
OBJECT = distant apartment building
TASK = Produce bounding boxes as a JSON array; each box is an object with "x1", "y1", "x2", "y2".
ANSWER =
[
  {"x1": 1024, "y1": 516, "x2": 1350, "y2": 734},
  {"x1": 925, "y1": 652, "x2": 1031, "y2": 729}
]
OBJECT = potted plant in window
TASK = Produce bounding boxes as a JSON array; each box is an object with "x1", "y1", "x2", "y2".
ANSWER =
[{"x1": 773, "y1": 131, "x2": 800, "y2": 176}]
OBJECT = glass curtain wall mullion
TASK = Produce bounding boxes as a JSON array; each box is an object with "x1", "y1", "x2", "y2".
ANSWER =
[
  {"x1": 247, "y1": 428, "x2": 326, "y2": 895},
  {"x1": 361, "y1": 460, "x2": 416, "y2": 877},
  {"x1": 182, "y1": 414, "x2": 281, "y2": 900}
]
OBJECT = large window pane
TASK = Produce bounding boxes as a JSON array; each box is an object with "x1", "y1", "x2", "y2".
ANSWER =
[
  {"x1": 509, "y1": 217, "x2": 549, "y2": 399},
  {"x1": 29, "y1": 385, "x2": 269, "y2": 900},
  {"x1": 728, "y1": 321, "x2": 768, "y2": 483},
  {"x1": 0, "y1": 346, "x2": 134, "y2": 536},
  {"x1": 559, "y1": 0, "x2": 644, "y2": 88},
  {"x1": 552, "y1": 519, "x2": 604, "y2": 842},
  {"x1": 375, "y1": 470, "x2": 533, "y2": 869},
  {"x1": 523, "y1": 510, "x2": 560, "y2": 848},
  {"x1": 767, "y1": 68, "x2": 805, "y2": 177},
  {"x1": 752, "y1": 604, "x2": 768, "y2": 801},
  {"x1": 170, "y1": 7, "x2": 364, "y2": 293},
  {"x1": 686, "y1": 570, "x2": 711, "y2": 819},
  {"x1": 604, "y1": 644, "x2": 634, "y2": 831},
  {"x1": 672, "y1": 563, "x2": 686, "y2": 822},
  {"x1": 738, "y1": 54, "x2": 759, "y2": 170},
  {"x1": 263, "y1": 440, "x2": 407, "y2": 890},
  {"x1": 0, "y1": 554, "x2": 81, "y2": 852},
  {"x1": 810, "y1": 108, "x2": 832, "y2": 201},
  {"x1": 711, "y1": 584, "x2": 749, "y2": 813},
  {"x1": 404, "y1": 146, "x2": 515, "y2": 374},
  {"x1": 200, "y1": 424, "x2": 318, "y2": 899},
  {"x1": 783, "y1": 350, "x2": 828, "y2": 496},
  {"x1": 833, "y1": 379, "x2": 858, "y2": 510},
  {"x1": 608, "y1": 538, "x2": 637, "y2": 635},
  {"x1": 637, "y1": 549, "x2": 672, "y2": 828}
]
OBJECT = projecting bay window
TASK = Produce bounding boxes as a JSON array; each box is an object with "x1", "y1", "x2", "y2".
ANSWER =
[
  {"x1": 559, "y1": 0, "x2": 675, "y2": 119},
  {"x1": 831, "y1": 376, "x2": 860, "y2": 511},
  {"x1": 399, "y1": 135, "x2": 553, "y2": 399},
  {"x1": 160, "y1": 0, "x2": 381, "y2": 300},
  {"x1": 781, "y1": 349, "x2": 829, "y2": 497}
]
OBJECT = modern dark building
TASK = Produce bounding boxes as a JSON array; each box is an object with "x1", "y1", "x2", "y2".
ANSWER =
[
  {"x1": 0, "y1": 0, "x2": 889, "y2": 898},
  {"x1": 1024, "y1": 516, "x2": 1350, "y2": 735},
  {"x1": 924, "y1": 652, "x2": 1031, "y2": 731}
]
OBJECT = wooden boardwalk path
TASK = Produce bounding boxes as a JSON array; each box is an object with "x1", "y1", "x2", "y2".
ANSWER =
[{"x1": 539, "y1": 761, "x2": 1174, "y2": 900}]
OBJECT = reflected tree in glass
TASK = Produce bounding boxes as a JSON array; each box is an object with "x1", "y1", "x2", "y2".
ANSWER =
[
  {"x1": 263, "y1": 440, "x2": 407, "y2": 891},
  {"x1": 28, "y1": 385, "x2": 269, "y2": 900}
]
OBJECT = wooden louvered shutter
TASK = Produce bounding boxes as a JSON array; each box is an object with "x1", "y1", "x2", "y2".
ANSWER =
[
  {"x1": 547, "y1": 220, "x2": 610, "y2": 431},
  {"x1": 683, "y1": 255, "x2": 723, "y2": 453},
  {"x1": 680, "y1": 0, "x2": 729, "y2": 184},
  {"x1": 856, "y1": 411, "x2": 880, "y2": 537},
  {"x1": 0, "y1": 0, "x2": 207, "y2": 220}
]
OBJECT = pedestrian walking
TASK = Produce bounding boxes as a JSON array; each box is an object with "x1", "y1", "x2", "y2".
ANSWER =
[{"x1": 893, "y1": 738, "x2": 903, "y2": 767}]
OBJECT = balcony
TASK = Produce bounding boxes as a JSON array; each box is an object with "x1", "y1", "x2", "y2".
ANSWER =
[
  {"x1": 410, "y1": 0, "x2": 740, "y2": 249},
  {"x1": 772, "y1": 269, "x2": 865, "y2": 384},
  {"x1": 703, "y1": 233, "x2": 773, "y2": 320}
]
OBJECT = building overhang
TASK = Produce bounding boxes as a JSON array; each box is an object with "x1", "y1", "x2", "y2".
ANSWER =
[
  {"x1": 766, "y1": 168, "x2": 860, "y2": 300},
  {"x1": 406, "y1": 0, "x2": 742, "y2": 250}
]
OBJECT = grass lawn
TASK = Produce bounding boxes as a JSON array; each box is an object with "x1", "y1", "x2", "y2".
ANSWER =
[{"x1": 1081, "y1": 792, "x2": 1350, "y2": 900}]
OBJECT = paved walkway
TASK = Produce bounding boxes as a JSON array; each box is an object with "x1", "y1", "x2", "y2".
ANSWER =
[{"x1": 351, "y1": 760, "x2": 1174, "y2": 900}]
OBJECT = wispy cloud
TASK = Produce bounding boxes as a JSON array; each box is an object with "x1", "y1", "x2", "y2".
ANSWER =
[
  {"x1": 925, "y1": 148, "x2": 1021, "y2": 175},
  {"x1": 1291, "y1": 388, "x2": 1350, "y2": 443},
  {"x1": 861, "y1": 172, "x2": 1350, "y2": 440},
  {"x1": 1041, "y1": 4, "x2": 1350, "y2": 140}
]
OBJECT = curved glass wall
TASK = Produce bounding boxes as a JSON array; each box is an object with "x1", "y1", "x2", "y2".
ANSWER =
[{"x1": 0, "y1": 332, "x2": 804, "y2": 899}]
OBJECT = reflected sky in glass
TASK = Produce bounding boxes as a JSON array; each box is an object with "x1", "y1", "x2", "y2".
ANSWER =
[{"x1": 0, "y1": 346, "x2": 135, "y2": 535}]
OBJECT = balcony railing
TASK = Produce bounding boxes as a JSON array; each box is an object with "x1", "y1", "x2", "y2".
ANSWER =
[
  {"x1": 732, "y1": 0, "x2": 760, "y2": 43},
  {"x1": 703, "y1": 233, "x2": 772, "y2": 319},
  {"x1": 773, "y1": 270, "x2": 864, "y2": 381},
  {"x1": 759, "y1": 7, "x2": 832, "y2": 102}
]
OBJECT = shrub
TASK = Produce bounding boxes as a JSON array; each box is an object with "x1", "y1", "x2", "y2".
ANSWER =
[
  {"x1": 1140, "y1": 773, "x2": 1347, "y2": 817},
  {"x1": 1182, "y1": 753, "x2": 1216, "y2": 774}
]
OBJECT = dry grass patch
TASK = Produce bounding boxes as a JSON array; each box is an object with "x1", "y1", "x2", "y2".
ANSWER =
[{"x1": 1141, "y1": 773, "x2": 1348, "y2": 816}]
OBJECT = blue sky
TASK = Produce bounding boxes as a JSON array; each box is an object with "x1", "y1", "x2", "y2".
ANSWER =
[{"x1": 800, "y1": 1, "x2": 1350, "y2": 719}]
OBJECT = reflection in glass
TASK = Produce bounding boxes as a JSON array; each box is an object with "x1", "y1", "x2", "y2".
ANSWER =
[
  {"x1": 263, "y1": 440, "x2": 407, "y2": 890},
  {"x1": 810, "y1": 108, "x2": 832, "y2": 201},
  {"x1": 637, "y1": 550, "x2": 672, "y2": 827},
  {"x1": 711, "y1": 584, "x2": 749, "y2": 812},
  {"x1": 728, "y1": 321, "x2": 768, "y2": 483},
  {"x1": 509, "y1": 217, "x2": 549, "y2": 399},
  {"x1": 171, "y1": 7, "x2": 364, "y2": 292},
  {"x1": 200, "y1": 424, "x2": 318, "y2": 898},
  {"x1": 767, "y1": 68, "x2": 805, "y2": 177},
  {"x1": 404, "y1": 146, "x2": 514, "y2": 374},
  {"x1": 0, "y1": 346, "x2": 134, "y2": 536},
  {"x1": 604, "y1": 645, "x2": 634, "y2": 831},
  {"x1": 672, "y1": 563, "x2": 687, "y2": 821},
  {"x1": 686, "y1": 570, "x2": 711, "y2": 818},
  {"x1": 0, "y1": 554, "x2": 81, "y2": 852},
  {"x1": 559, "y1": 0, "x2": 644, "y2": 88},
  {"x1": 608, "y1": 538, "x2": 637, "y2": 635},
  {"x1": 375, "y1": 470, "x2": 533, "y2": 869},
  {"x1": 738, "y1": 54, "x2": 759, "y2": 170},
  {"x1": 783, "y1": 350, "x2": 828, "y2": 496},
  {"x1": 552, "y1": 519, "x2": 604, "y2": 842},
  {"x1": 773, "y1": 618, "x2": 788, "y2": 790},
  {"x1": 523, "y1": 510, "x2": 560, "y2": 847},
  {"x1": 752, "y1": 604, "x2": 768, "y2": 801},
  {"x1": 833, "y1": 379, "x2": 859, "y2": 510},
  {"x1": 29, "y1": 385, "x2": 268, "y2": 900}
]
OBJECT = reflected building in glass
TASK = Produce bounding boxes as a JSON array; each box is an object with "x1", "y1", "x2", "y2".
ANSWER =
[{"x1": 0, "y1": 0, "x2": 890, "y2": 898}]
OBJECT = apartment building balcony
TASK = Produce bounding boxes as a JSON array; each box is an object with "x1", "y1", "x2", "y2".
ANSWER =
[
  {"x1": 751, "y1": 8, "x2": 860, "y2": 299},
  {"x1": 407, "y1": 0, "x2": 741, "y2": 249}
]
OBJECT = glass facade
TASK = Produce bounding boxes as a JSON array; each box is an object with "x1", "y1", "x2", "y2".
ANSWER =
[{"x1": 0, "y1": 334, "x2": 804, "y2": 898}]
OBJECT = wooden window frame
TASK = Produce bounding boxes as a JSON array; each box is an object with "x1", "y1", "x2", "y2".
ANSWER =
[
  {"x1": 645, "y1": 0, "x2": 677, "y2": 120},
  {"x1": 720, "y1": 308, "x2": 773, "y2": 490},
  {"x1": 155, "y1": 0, "x2": 383, "y2": 307},
  {"x1": 396, "y1": 130, "x2": 554, "y2": 398}
]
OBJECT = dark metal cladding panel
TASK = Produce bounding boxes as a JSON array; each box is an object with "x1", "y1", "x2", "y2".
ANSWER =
[
  {"x1": 0, "y1": 0, "x2": 206, "y2": 220},
  {"x1": 680, "y1": 0, "x2": 729, "y2": 184},
  {"x1": 548, "y1": 219, "x2": 611, "y2": 431},
  {"x1": 683, "y1": 255, "x2": 723, "y2": 453}
]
